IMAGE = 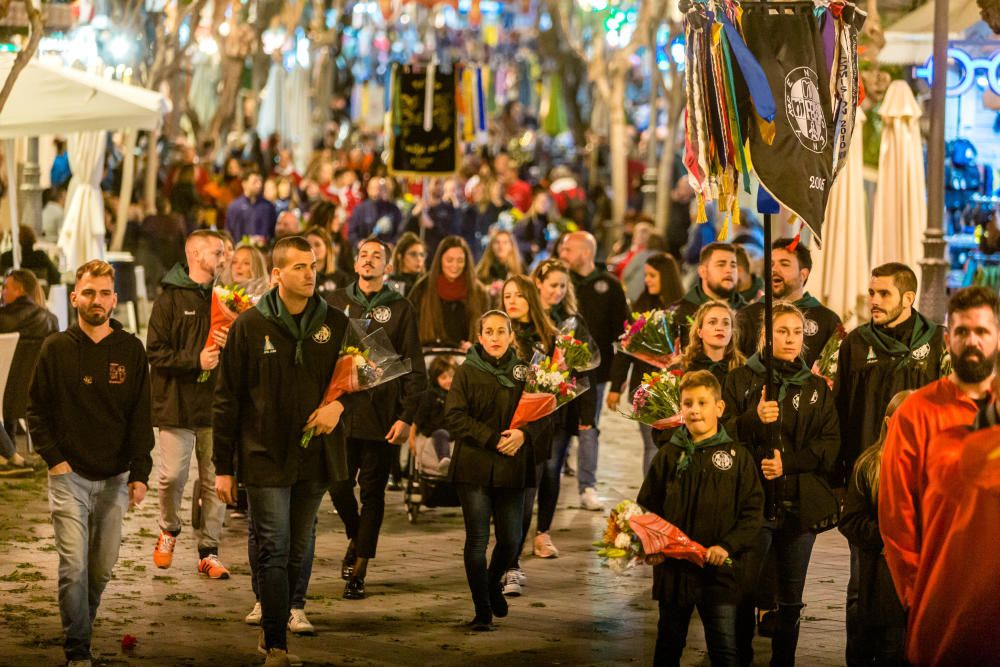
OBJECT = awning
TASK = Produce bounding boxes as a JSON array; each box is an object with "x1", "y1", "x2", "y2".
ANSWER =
[{"x1": 880, "y1": 0, "x2": 985, "y2": 65}]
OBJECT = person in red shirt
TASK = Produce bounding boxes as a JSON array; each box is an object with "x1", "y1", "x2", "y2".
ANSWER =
[{"x1": 879, "y1": 287, "x2": 999, "y2": 659}]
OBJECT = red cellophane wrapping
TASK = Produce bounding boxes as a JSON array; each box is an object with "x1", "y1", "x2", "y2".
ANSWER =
[
  {"x1": 202, "y1": 291, "x2": 239, "y2": 355},
  {"x1": 624, "y1": 349, "x2": 680, "y2": 369},
  {"x1": 651, "y1": 414, "x2": 685, "y2": 430},
  {"x1": 319, "y1": 355, "x2": 362, "y2": 405},
  {"x1": 509, "y1": 392, "x2": 558, "y2": 430},
  {"x1": 628, "y1": 513, "x2": 710, "y2": 567}
]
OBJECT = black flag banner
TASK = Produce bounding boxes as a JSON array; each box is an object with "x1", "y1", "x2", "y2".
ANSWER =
[
  {"x1": 389, "y1": 65, "x2": 460, "y2": 176},
  {"x1": 744, "y1": 5, "x2": 831, "y2": 242}
]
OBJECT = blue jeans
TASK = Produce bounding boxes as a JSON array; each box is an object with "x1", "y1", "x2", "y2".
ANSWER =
[
  {"x1": 737, "y1": 519, "x2": 817, "y2": 666},
  {"x1": 248, "y1": 511, "x2": 315, "y2": 610},
  {"x1": 48, "y1": 470, "x2": 129, "y2": 662},
  {"x1": 247, "y1": 480, "x2": 327, "y2": 651},
  {"x1": 639, "y1": 423, "x2": 657, "y2": 476},
  {"x1": 577, "y1": 382, "x2": 606, "y2": 492},
  {"x1": 456, "y1": 483, "x2": 524, "y2": 619},
  {"x1": 658, "y1": 597, "x2": 739, "y2": 666}
]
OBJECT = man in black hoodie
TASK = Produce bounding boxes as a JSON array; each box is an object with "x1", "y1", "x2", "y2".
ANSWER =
[
  {"x1": 214, "y1": 236, "x2": 349, "y2": 666},
  {"x1": 28, "y1": 260, "x2": 154, "y2": 667},
  {"x1": 559, "y1": 231, "x2": 630, "y2": 512},
  {"x1": 147, "y1": 230, "x2": 231, "y2": 578},
  {"x1": 670, "y1": 242, "x2": 754, "y2": 350},
  {"x1": 326, "y1": 237, "x2": 426, "y2": 599}
]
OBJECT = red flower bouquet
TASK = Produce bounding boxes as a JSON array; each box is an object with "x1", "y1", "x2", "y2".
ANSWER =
[
  {"x1": 508, "y1": 352, "x2": 589, "y2": 430},
  {"x1": 615, "y1": 309, "x2": 681, "y2": 369},
  {"x1": 197, "y1": 284, "x2": 263, "y2": 383}
]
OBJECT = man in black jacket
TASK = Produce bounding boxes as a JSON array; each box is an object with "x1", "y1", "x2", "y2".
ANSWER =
[
  {"x1": 28, "y1": 260, "x2": 154, "y2": 667},
  {"x1": 214, "y1": 236, "x2": 349, "y2": 666},
  {"x1": 670, "y1": 242, "x2": 754, "y2": 350},
  {"x1": 326, "y1": 237, "x2": 426, "y2": 599},
  {"x1": 147, "y1": 230, "x2": 231, "y2": 578},
  {"x1": 559, "y1": 231, "x2": 630, "y2": 511},
  {"x1": 739, "y1": 239, "x2": 842, "y2": 366}
]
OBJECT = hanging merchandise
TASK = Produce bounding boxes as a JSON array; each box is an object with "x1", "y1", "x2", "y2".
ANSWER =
[
  {"x1": 389, "y1": 63, "x2": 461, "y2": 176},
  {"x1": 540, "y1": 73, "x2": 569, "y2": 138}
]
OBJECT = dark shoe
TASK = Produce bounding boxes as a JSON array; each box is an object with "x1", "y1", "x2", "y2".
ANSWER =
[
  {"x1": 465, "y1": 615, "x2": 494, "y2": 632},
  {"x1": 386, "y1": 478, "x2": 403, "y2": 491},
  {"x1": 343, "y1": 577, "x2": 365, "y2": 599},
  {"x1": 489, "y1": 583, "x2": 508, "y2": 618},
  {"x1": 758, "y1": 610, "x2": 780, "y2": 638},
  {"x1": 563, "y1": 463, "x2": 575, "y2": 477},
  {"x1": 341, "y1": 542, "x2": 356, "y2": 581}
]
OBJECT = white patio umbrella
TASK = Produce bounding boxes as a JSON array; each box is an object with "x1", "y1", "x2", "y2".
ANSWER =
[
  {"x1": 58, "y1": 131, "x2": 107, "y2": 272},
  {"x1": 810, "y1": 109, "x2": 870, "y2": 328},
  {"x1": 870, "y1": 80, "x2": 926, "y2": 278}
]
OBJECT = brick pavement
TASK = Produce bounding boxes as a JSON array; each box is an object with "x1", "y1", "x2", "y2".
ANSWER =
[{"x1": 0, "y1": 408, "x2": 851, "y2": 666}]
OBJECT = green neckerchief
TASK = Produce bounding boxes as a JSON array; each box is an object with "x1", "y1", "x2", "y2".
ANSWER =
[
  {"x1": 794, "y1": 292, "x2": 822, "y2": 310},
  {"x1": 856, "y1": 310, "x2": 936, "y2": 370},
  {"x1": 572, "y1": 263, "x2": 609, "y2": 288},
  {"x1": 692, "y1": 353, "x2": 728, "y2": 377},
  {"x1": 549, "y1": 302, "x2": 570, "y2": 324},
  {"x1": 346, "y1": 281, "x2": 404, "y2": 317},
  {"x1": 256, "y1": 287, "x2": 329, "y2": 365},
  {"x1": 746, "y1": 352, "x2": 813, "y2": 401},
  {"x1": 669, "y1": 426, "x2": 734, "y2": 475},
  {"x1": 162, "y1": 263, "x2": 211, "y2": 295},
  {"x1": 464, "y1": 344, "x2": 520, "y2": 388},
  {"x1": 682, "y1": 282, "x2": 746, "y2": 310}
]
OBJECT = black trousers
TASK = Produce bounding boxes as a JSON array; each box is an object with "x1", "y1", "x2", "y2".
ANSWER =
[{"x1": 329, "y1": 438, "x2": 394, "y2": 559}]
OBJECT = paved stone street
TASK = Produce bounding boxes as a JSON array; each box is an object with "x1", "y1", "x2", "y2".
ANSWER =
[{"x1": 0, "y1": 408, "x2": 850, "y2": 666}]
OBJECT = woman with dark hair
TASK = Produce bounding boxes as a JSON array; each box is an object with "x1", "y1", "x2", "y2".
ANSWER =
[
  {"x1": 305, "y1": 227, "x2": 350, "y2": 299},
  {"x1": 0, "y1": 225, "x2": 60, "y2": 286},
  {"x1": 308, "y1": 200, "x2": 353, "y2": 277},
  {"x1": 722, "y1": 302, "x2": 840, "y2": 666},
  {"x1": 388, "y1": 232, "x2": 427, "y2": 296},
  {"x1": 408, "y1": 236, "x2": 490, "y2": 351},
  {"x1": 606, "y1": 252, "x2": 688, "y2": 474}
]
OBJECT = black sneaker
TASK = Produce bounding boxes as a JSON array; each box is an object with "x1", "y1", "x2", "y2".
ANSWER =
[
  {"x1": 465, "y1": 615, "x2": 494, "y2": 632},
  {"x1": 489, "y1": 584, "x2": 508, "y2": 618},
  {"x1": 343, "y1": 577, "x2": 365, "y2": 600}
]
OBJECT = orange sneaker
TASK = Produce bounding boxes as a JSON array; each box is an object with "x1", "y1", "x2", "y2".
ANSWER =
[
  {"x1": 153, "y1": 531, "x2": 176, "y2": 569},
  {"x1": 198, "y1": 554, "x2": 230, "y2": 579}
]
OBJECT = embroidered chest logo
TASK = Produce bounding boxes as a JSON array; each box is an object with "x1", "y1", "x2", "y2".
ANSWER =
[
  {"x1": 810, "y1": 389, "x2": 819, "y2": 404},
  {"x1": 793, "y1": 393, "x2": 801, "y2": 411},
  {"x1": 183, "y1": 310, "x2": 196, "y2": 316},
  {"x1": 712, "y1": 450, "x2": 734, "y2": 471},
  {"x1": 866, "y1": 346, "x2": 878, "y2": 364},
  {"x1": 82, "y1": 375, "x2": 93, "y2": 385},
  {"x1": 312, "y1": 325, "x2": 331, "y2": 344},
  {"x1": 109, "y1": 363, "x2": 126, "y2": 385},
  {"x1": 804, "y1": 318, "x2": 819, "y2": 337},
  {"x1": 512, "y1": 364, "x2": 529, "y2": 381},
  {"x1": 911, "y1": 343, "x2": 930, "y2": 361},
  {"x1": 263, "y1": 335, "x2": 277, "y2": 354},
  {"x1": 371, "y1": 306, "x2": 392, "y2": 324},
  {"x1": 593, "y1": 280, "x2": 609, "y2": 294}
]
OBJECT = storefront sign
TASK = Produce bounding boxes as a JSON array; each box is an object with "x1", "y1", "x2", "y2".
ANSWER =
[{"x1": 914, "y1": 47, "x2": 1000, "y2": 97}]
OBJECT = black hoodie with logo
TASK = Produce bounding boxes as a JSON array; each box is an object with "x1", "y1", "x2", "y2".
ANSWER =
[
  {"x1": 570, "y1": 265, "x2": 630, "y2": 384},
  {"x1": 27, "y1": 320, "x2": 154, "y2": 484},
  {"x1": 146, "y1": 263, "x2": 214, "y2": 428},
  {"x1": 213, "y1": 290, "x2": 350, "y2": 487}
]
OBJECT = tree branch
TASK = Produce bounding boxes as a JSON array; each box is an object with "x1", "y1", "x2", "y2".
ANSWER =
[{"x1": 0, "y1": 0, "x2": 43, "y2": 115}]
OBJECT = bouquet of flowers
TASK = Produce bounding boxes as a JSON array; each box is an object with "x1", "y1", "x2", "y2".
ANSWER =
[
  {"x1": 553, "y1": 317, "x2": 601, "y2": 372},
  {"x1": 616, "y1": 309, "x2": 680, "y2": 369},
  {"x1": 811, "y1": 324, "x2": 847, "y2": 390},
  {"x1": 595, "y1": 500, "x2": 731, "y2": 574},
  {"x1": 300, "y1": 320, "x2": 412, "y2": 448},
  {"x1": 508, "y1": 352, "x2": 589, "y2": 430},
  {"x1": 625, "y1": 369, "x2": 684, "y2": 429},
  {"x1": 197, "y1": 283, "x2": 263, "y2": 382}
]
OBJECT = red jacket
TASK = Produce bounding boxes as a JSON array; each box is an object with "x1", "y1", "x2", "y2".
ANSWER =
[
  {"x1": 903, "y1": 423, "x2": 1000, "y2": 665},
  {"x1": 879, "y1": 377, "x2": 982, "y2": 608}
]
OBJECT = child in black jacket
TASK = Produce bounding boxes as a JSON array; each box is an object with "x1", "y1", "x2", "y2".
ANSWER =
[
  {"x1": 638, "y1": 370, "x2": 763, "y2": 666},
  {"x1": 414, "y1": 355, "x2": 458, "y2": 474}
]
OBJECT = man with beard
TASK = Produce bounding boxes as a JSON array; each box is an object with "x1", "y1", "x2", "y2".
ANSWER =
[
  {"x1": 326, "y1": 238, "x2": 426, "y2": 600},
  {"x1": 669, "y1": 242, "x2": 754, "y2": 350},
  {"x1": 739, "y1": 239, "x2": 842, "y2": 366},
  {"x1": 148, "y1": 230, "x2": 232, "y2": 578},
  {"x1": 878, "y1": 287, "x2": 998, "y2": 655},
  {"x1": 28, "y1": 260, "x2": 154, "y2": 666}
]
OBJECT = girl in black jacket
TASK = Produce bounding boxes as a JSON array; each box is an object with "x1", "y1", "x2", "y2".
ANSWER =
[
  {"x1": 721, "y1": 302, "x2": 840, "y2": 667},
  {"x1": 445, "y1": 310, "x2": 551, "y2": 630}
]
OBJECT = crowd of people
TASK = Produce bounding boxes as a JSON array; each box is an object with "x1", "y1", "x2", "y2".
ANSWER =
[{"x1": 5, "y1": 143, "x2": 999, "y2": 667}]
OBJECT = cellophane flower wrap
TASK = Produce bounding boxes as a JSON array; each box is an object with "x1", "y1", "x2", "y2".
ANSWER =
[
  {"x1": 300, "y1": 319, "x2": 412, "y2": 448},
  {"x1": 615, "y1": 309, "x2": 680, "y2": 369},
  {"x1": 625, "y1": 369, "x2": 684, "y2": 430},
  {"x1": 595, "y1": 500, "x2": 729, "y2": 574},
  {"x1": 811, "y1": 324, "x2": 846, "y2": 390},
  {"x1": 197, "y1": 282, "x2": 265, "y2": 382},
  {"x1": 508, "y1": 351, "x2": 589, "y2": 430},
  {"x1": 554, "y1": 316, "x2": 601, "y2": 372}
]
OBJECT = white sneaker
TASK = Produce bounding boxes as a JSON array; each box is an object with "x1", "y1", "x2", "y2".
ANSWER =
[
  {"x1": 288, "y1": 607, "x2": 315, "y2": 634},
  {"x1": 257, "y1": 631, "x2": 302, "y2": 665},
  {"x1": 245, "y1": 601, "x2": 262, "y2": 625},
  {"x1": 580, "y1": 487, "x2": 604, "y2": 511},
  {"x1": 502, "y1": 567, "x2": 525, "y2": 596}
]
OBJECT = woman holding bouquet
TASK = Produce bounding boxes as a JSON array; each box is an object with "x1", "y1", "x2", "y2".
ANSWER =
[
  {"x1": 721, "y1": 302, "x2": 840, "y2": 666},
  {"x1": 445, "y1": 310, "x2": 552, "y2": 630},
  {"x1": 607, "y1": 253, "x2": 686, "y2": 474},
  {"x1": 409, "y1": 235, "x2": 490, "y2": 351}
]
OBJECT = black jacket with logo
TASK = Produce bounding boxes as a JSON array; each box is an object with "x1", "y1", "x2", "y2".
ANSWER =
[
  {"x1": 27, "y1": 320, "x2": 154, "y2": 484},
  {"x1": 445, "y1": 346, "x2": 552, "y2": 488},
  {"x1": 637, "y1": 429, "x2": 763, "y2": 605},
  {"x1": 213, "y1": 299, "x2": 350, "y2": 486},
  {"x1": 146, "y1": 264, "x2": 214, "y2": 428},
  {"x1": 722, "y1": 360, "x2": 841, "y2": 528},
  {"x1": 571, "y1": 265, "x2": 631, "y2": 384},
  {"x1": 739, "y1": 294, "x2": 842, "y2": 366},
  {"x1": 325, "y1": 283, "x2": 427, "y2": 441}
]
